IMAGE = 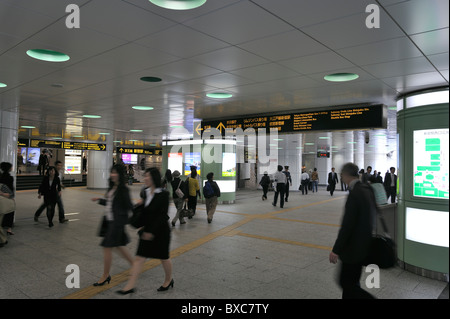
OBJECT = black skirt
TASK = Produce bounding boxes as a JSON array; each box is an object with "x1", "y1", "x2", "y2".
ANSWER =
[
  {"x1": 100, "y1": 220, "x2": 129, "y2": 248},
  {"x1": 136, "y1": 226, "x2": 171, "y2": 260}
]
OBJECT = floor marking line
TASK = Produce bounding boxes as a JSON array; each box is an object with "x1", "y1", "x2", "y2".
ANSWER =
[
  {"x1": 62, "y1": 196, "x2": 342, "y2": 299},
  {"x1": 269, "y1": 217, "x2": 341, "y2": 228},
  {"x1": 237, "y1": 232, "x2": 333, "y2": 251}
]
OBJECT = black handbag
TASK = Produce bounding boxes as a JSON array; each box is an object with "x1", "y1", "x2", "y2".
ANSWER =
[
  {"x1": 98, "y1": 216, "x2": 108, "y2": 237},
  {"x1": 326, "y1": 185, "x2": 331, "y2": 191},
  {"x1": 364, "y1": 208, "x2": 396, "y2": 269},
  {"x1": 180, "y1": 203, "x2": 194, "y2": 219},
  {"x1": 129, "y1": 204, "x2": 145, "y2": 228}
]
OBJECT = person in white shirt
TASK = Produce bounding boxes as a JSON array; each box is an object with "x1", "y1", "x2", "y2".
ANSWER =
[
  {"x1": 272, "y1": 165, "x2": 287, "y2": 208},
  {"x1": 300, "y1": 169, "x2": 310, "y2": 195}
]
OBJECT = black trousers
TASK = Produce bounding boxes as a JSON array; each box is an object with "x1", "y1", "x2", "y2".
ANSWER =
[
  {"x1": 301, "y1": 181, "x2": 308, "y2": 195},
  {"x1": 46, "y1": 202, "x2": 57, "y2": 226},
  {"x1": 329, "y1": 182, "x2": 336, "y2": 196},
  {"x1": 285, "y1": 183, "x2": 290, "y2": 200},
  {"x1": 35, "y1": 197, "x2": 65, "y2": 221},
  {"x1": 339, "y1": 262, "x2": 375, "y2": 299},
  {"x1": 188, "y1": 195, "x2": 198, "y2": 216},
  {"x1": 273, "y1": 183, "x2": 285, "y2": 208},
  {"x1": 262, "y1": 185, "x2": 269, "y2": 199},
  {"x1": 1, "y1": 211, "x2": 14, "y2": 228},
  {"x1": 386, "y1": 186, "x2": 396, "y2": 203}
]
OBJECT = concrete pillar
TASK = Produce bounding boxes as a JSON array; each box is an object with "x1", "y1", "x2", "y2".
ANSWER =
[
  {"x1": 315, "y1": 132, "x2": 332, "y2": 185},
  {"x1": 0, "y1": 109, "x2": 19, "y2": 188},
  {"x1": 87, "y1": 132, "x2": 113, "y2": 189}
]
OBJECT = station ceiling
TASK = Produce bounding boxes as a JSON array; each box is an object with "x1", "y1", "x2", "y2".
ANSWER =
[{"x1": 0, "y1": 0, "x2": 448, "y2": 145}]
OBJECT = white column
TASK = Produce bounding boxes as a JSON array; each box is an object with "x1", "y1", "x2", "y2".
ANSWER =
[
  {"x1": 0, "y1": 109, "x2": 19, "y2": 187},
  {"x1": 354, "y1": 131, "x2": 365, "y2": 171},
  {"x1": 315, "y1": 133, "x2": 332, "y2": 185},
  {"x1": 87, "y1": 133, "x2": 113, "y2": 189},
  {"x1": 332, "y1": 131, "x2": 354, "y2": 173}
]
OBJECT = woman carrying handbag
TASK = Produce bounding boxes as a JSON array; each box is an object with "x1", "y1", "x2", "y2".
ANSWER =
[
  {"x1": 118, "y1": 168, "x2": 173, "y2": 295},
  {"x1": 91, "y1": 164, "x2": 134, "y2": 287}
]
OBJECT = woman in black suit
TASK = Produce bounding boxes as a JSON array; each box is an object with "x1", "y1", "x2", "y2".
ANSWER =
[
  {"x1": 0, "y1": 162, "x2": 15, "y2": 235},
  {"x1": 91, "y1": 164, "x2": 134, "y2": 287},
  {"x1": 118, "y1": 168, "x2": 173, "y2": 295},
  {"x1": 38, "y1": 166, "x2": 61, "y2": 228}
]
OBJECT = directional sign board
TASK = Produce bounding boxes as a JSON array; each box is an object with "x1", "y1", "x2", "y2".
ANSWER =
[
  {"x1": 116, "y1": 147, "x2": 162, "y2": 155},
  {"x1": 201, "y1": 104, "x2": 387, "y2": 136},
  {"x1": 29, "y1": 139, "x2": 107, "y2": 151}
]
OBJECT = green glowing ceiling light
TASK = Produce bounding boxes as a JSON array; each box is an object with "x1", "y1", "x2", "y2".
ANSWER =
[
  {"x1": 149, "y1": 0, "x2": 207, "y2": 10},
  {"x1": 324, "y1": 73, "x2": 359, "y2": 82},
  {"x1": 132, "y1": 106, "x2": 154, "y2": 111},
  {"x1": 21, "y1": 126, "x2": 35, "y2": 129},
  {"x1": 26, "y1": 49, "x2": 70, "y2": 62},
  {"x1": 0, "y1": 82, "x2": 7, "y2": 88},
  {"x1": 83, "y1": 115, "x2": 101, "y2": 119},
  {"x1": 206, "y1": 93, "x2": 233, "y2": 99},
  {"x1": 130, "y1": 130, "x2": 143, "y2": 133}
]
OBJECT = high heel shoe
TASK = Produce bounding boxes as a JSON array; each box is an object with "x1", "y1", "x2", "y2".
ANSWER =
[
  {"x1": 93, "y1": 275, "x2": 111, "y2": 287},
  {"x1": 116, "y1": 288, "x2": 135, "y2": 295},
  {"x1": 157, "y1": 279, "x2": 174, "y2": 292}
]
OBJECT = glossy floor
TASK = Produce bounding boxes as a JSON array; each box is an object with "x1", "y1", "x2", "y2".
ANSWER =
[{"x1": 0, "y1": 185, "x2": 447, "y2": 299}]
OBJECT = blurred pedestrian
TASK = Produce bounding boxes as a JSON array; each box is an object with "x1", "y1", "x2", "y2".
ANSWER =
[
  {"x1": 91, "y1": 164, "x2": 134, "y2": 287},
  {"x1": 118, "y1": 168, "x2": 173, "y2": 295},
  {"x1": 170, "y1": 170, "x2": 186, "y2": 226},
  {"x1": 0, "y1": 162, "x2": 15, "y2": 236},
  {"x1": 203, "y1": 172, "x2": 221, "y2": 224},
  {"x1": 259, "y1": 171, "x2": 271, "y2": 201},
  {"x1": 38, "y1": 166, "x2": 61, "y2": 228},
  {"x1": 272, "y1": 165, "x2": 286, "y2": 208}
]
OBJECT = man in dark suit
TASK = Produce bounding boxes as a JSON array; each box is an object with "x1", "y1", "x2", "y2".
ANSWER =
[
  {"x1": 329, "y1": 163, "x2": 376, "y2": 299},
  {"x1": 384, "y1": 167, "x2": 398, "y2": 203},
  {"x1": 283, "y1": 166, "x2": 292, "y2": 202},
  {"x1": 328, "y1": 167, "x2": 339, "y2": 196}
]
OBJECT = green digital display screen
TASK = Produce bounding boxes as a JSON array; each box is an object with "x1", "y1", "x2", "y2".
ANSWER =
[{"x1": 413, "y1": 129, "x2": 449, "y2": 199}]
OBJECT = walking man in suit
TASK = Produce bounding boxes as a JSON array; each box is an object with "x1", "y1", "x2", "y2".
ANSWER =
[
  {"x1": 384, "y1": 167, "x2": 398, "y2": 203},
  {"x1": 329, "y1": 163, "x2": 376, "y2": 299},
  {"x1": 283, "y1": 166, "x2": 292, "y2": 202},
  {"x1": 328, "y1": 167, "x2": 339, "y2": 196}
]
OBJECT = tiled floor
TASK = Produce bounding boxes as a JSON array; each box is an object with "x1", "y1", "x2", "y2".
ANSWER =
[{"x1": 0, "y1": 185, "x2": 447, "y2": 299}]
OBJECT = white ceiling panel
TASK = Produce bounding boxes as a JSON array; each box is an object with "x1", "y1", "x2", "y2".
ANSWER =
[
  {"x1": 337, "y1": 36, "x2": 423, "y2": 66},
  {"x1": 440, "y1": 70, "x2": 449, "y2": 82},
  {"x1": 427, "y1": 53, "x2": 450, "y2": 71},
  {"x1": 2, "y1": 0, "x2": 91, "y2": 19},
  {"x1": 123, "y1": 0, "x2": 242, "y2": 24},
  {"x1": 238, "y1": 30, "x2": 329, "y2": 62},
  {"x1": 147, "y1": 59, "x2": 222, "y2": 80},
  {"x1": 381, "y1": 71, "x2": 448, "y2": 90},
  {"x1": 81, "y1": 0, "x2": 175, "y2": 41},
  {"x1": 362, "y1": 56, "x2": 436, "y2": 79},
  {"x1": 135, "y1": 24, "x2": 229, "y2": 58},
  {"x1": 0, "y1": 2, "x2": 56, "y2": 40},
  {"x1": 190, "y1": 46, "x2": 269, "y2": 72},
  {"x1": 230, "y1": 63, "x2": 300, "y2": 82},
  {"x1": 383, "y1": 0, "x2": 449, "y2": 35},
  {"x1": 302, "y1": 12, "x2": 405, "y2": 50},
  {"x1": 252, "y1": 0, "x2": 374, "y2": 29},
  {"x1": 279, "y1": 51, "x2": 354, "y2": 75},
  {"x1": 410, "y1": 28, "x2": 450, "y2": 56},
  {"x1": 193, "y1": 72, "x2": 255, "y2": 88},
  {"x1": 184, "y1": 1, "x2": 293, "y2": 45}
]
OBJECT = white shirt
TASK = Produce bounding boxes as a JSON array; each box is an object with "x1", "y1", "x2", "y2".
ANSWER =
[
  {"x1": 274, "y1": 171, "x2": 287, "y2": 184},
  {"x1": 390, "y1": 173, "x2": 395, "y2": 187},
  {"x1": 301, "y1": 172, "x2": 310, "y2": 181},
  {"x1": 105, "y1": 188, "x2": 116, "y2": 221},
  {"x1": 145, "y1": 187, "x2": 163, "y2": 207}
]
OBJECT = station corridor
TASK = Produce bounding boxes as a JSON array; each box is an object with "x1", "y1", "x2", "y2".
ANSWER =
[{"x1": 1, "y1": 186, "x2": 447, "y2": 299}]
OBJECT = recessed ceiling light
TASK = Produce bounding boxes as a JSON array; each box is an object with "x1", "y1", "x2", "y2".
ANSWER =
[
  {"x1": 83, "y1": 115, "x2": 101, "y2": 119},
  {"x1": 375, "y1": 134, "x2": 386, "y2": 137},
  {"x1": 348, "y1": 142, "x2": 357, "y2": 144},
  {"x1": 0, "y1": 82, "x2": 7, "y2": 88},
  {"x1": 130, "y1": 130, "x2": 143, "y2": 133},
  {"x1": 51, "y1": 83, "x2": 64, "y2": 88},
  {"x1": 21, "y1": 126, "x2": 35, "y2": 129},
  {"x1": 140, "y1": 76, "x2": 162, "y2": 83},
  {"x1": 319, "y1": 137, "x2": 330, "y2": 139},
  {"x1": 26, "y1": 49, "x2": 70, "y2": 62},
  {"x1": 129, "y1": 140, "x2": 138, "y2": 142},
  {"x1": 273, "y1": 138, "x2": 284, "y2": 141},
  {"x1": 331, "y1": 146, "x2": 339, "y2": 148},
  {"x1": 99, "y1": 133, "x2": 110, "y2": 135},
  {"x1": 52, "y1": 137, "x2": 62, "y2": 140},
  {"x1": 73, "y1": 136, "x2": 84, "y2": 138},
  {"x1": 308, "y1": 152, "x2": 316, "y2": 154},
  {"x1": 305, "y1": 143, "x2": 315, "y2": 145},
  {"x1": 132, "y1": 106, "x2": 154, "y2": 111},
  {"x1": 206, "y1": 93, "x2": 233, "y2": 99},
  {"x1": 324, "y1": 73, "x2": 359, "y2": 82},
  {"x1": 170, "y1": 125, "x2": 183, "y2": 128},
  {"x1": 149, "y1": 0, "x2": 207, "y2": 10},
  {"x1": 114, "y1": 141, "x2": 122, "y2": 143},
  {"x1": 269, "y1": 144, "x2": 277, "y2": 147}
]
